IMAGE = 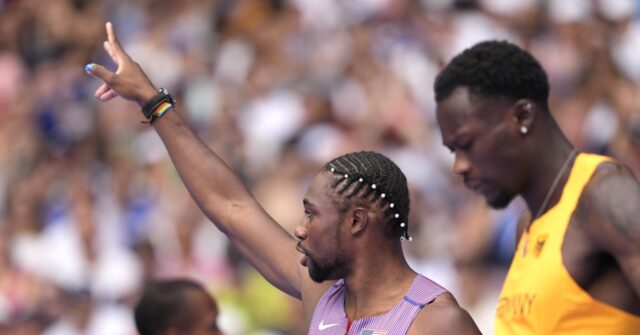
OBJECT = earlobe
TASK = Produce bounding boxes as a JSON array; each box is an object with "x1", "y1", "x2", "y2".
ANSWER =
[{"x1": 513, "y1": 99, "x2": 535, "y2": 136}]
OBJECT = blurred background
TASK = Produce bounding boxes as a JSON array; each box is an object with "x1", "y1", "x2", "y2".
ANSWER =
[{"x1": 1, "y1": 0, "x2": 640, "y2": 334}]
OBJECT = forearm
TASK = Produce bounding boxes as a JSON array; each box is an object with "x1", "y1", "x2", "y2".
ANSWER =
[
  {"x1": 151, "y1": 107, "x2": 308, "y2": 297},
  {"x1": 152, "y1": 107, "x2": 254, "y2": 233}
]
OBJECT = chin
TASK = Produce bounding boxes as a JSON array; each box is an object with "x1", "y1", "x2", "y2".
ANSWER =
[
  {"x1": 309, "y1": 266, "x2": 332, "y2": 283},
  {"x1": 308, "y1": 258, "x2": 345, "y2": 283},
  {"x1": 485, "y1": 190, "x2": 514, "y2": 209},
  {"x1": 309, "y1": 269, "x2": 328, "y2": 283}
]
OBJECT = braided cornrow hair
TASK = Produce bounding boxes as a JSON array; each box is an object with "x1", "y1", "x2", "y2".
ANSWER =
[{"x1": 324, "y1": 151, "x2": 411, "y2": 241}]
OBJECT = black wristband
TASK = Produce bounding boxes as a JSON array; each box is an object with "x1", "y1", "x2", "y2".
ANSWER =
[{"x1": 141, "y1": 88, "x2": 175, "y2": 121}]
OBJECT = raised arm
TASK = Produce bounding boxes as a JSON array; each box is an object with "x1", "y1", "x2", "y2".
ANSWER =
[
  {"x1": 86, "y1": 22, "x2": 304, "y2": 298},
  {"x1": 577, "y1": 161, "x2": 640, "y2": 297}
]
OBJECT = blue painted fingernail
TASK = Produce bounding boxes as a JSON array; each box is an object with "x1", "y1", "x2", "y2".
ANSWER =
[{"x1": 85, "y1": 64, "x2": 93, "y2": 72}]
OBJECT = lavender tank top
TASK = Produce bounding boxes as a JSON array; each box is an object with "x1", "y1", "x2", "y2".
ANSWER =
[{"x1": 308, "y1": 274, "x2": 447, "y2": 335}]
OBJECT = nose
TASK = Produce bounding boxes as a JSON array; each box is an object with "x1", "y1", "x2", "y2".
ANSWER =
[
  {"x1": 452, "y1": 152, "x2": 471, "y2": 176},
  {"x1": 294, "y1": 225, "x2": 308, "y2": 241}
]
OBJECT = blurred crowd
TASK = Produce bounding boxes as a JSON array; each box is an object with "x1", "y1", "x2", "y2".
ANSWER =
[{"x1": 1, "y1": 0, "x2": 639, "y2": 334}]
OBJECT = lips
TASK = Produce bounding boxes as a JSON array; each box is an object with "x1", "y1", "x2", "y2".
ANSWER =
[
  {"x1": 296, "y1": 241, "x2": 309, "y2": 255},
  {"x1": 296, "y1": 241, "x2": 310, "y2": 267},
  {"x1": 464, "y1": 179, "x2": 482, "y2": 191},
  {"x1": 464, "y1": 179, "x2": 489, "y2": 194},
  {"x1": 300, "y1": 255, "x2": 309, "y2": 267}
]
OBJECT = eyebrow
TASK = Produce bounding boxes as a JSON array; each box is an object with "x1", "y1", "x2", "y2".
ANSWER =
[
  {"x1": 443, "y1": 129, "x2": 473, "y2": 150},
  {"x1": 441, "y1": 137, "x2": 455, "y2": 151},
  {"x1": 441, "y1": 130, "x2": 456, "y2": 148}
]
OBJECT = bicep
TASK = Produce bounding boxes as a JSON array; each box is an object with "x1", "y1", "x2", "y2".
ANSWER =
[
  {"x1": 580, "y1": 163, "x2": 640, "y2": 294},
  {"x1": 223, "y1": 201, "x2": 303, "y2": 298},
  {"x1": 223, "y1": 201, "x2": 332, "y2": 303}
]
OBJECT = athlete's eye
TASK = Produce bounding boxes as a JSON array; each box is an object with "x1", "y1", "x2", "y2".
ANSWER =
[
  {"x1": 456, "y1": 137, "x2": 474, "y2": 151},
  {"x1": 304, "y1": 209, "x2": 314, "y2": 219},
  {"x1": 459, "y1": 140, "x2": 472, "y2": 150}
]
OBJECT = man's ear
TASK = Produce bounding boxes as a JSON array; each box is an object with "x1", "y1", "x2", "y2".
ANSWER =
[
  {"x1": 349, "y1": 207, "x2": 369, "y2": 235},
  {"x1": 512, "y1": 99, "x2": 536, "y2": 135}
]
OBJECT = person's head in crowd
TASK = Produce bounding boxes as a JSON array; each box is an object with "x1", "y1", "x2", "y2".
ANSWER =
[{"x1": 134, "y1": 279, "x2": 222, "y2": 335}]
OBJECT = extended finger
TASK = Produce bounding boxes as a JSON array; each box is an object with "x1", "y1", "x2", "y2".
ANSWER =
[
  {"x1": 103, "y1": 40, "x2": 118, "y2": 64},
  {"x1": 106, "y1": 22, "x2": 128, "y2": 62}
]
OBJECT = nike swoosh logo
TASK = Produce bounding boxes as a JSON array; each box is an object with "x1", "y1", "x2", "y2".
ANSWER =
[{"x1": 319, "y1": 320, "x2": 340, "y2": 330}]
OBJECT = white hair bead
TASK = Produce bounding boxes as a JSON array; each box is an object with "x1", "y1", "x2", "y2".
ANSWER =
[
  {"x1": 371, "y1": 184, "x2": 376, "y2": 189},
  {"x1": 381, "y1": 193, "x2": 386, "y2": 198},
  {"x1": 394, "y1": 213, "x2": 400, "y2": 219},
  {"x1": 330, "y1": 167, "x2": 335, "y2": 172},
  {"x1": 400, "y1": 237, "x2": 405, "y2": 241},
  {"x1": 400, "y1": 222, "x2": 405, "y2": 228},
  {"x1": 359, "y1": 178, "x2": 364, "y2": 183},
  {"x1": 408, "y1": 237, "x2": 413, "y2": 242},
  {"x1": 390, "y1": 203, "x2": 394, "y2": 208},
  {"x1": 344, "y1": 174, "x2": 348, "y2": 178}
]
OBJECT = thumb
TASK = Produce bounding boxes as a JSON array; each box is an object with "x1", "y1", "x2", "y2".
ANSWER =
[{"x1": 85, "y1": 63, "x2": 115, "y2": 84}]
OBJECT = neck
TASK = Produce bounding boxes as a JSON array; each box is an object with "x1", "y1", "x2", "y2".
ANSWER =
[
  {"x1": 521, "y1": 123, "x2": 576, "y2": 219},
  {"x1": 342, "y1": 241, "x2": 415, "y2": 320}
]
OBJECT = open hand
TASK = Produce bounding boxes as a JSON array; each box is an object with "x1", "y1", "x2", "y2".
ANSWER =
[{"x1": 85, "y1": 22, "x2": 158, "y2": 107}]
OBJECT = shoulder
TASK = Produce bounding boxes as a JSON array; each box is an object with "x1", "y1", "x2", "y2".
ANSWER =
[
  {"x1": 583, "y1": 159, "x2": 637, "y2": 195},
  {"x1": 577, "y1": 160, "x2": 640, "y2": 228},
  {"x1": 576, "y1": 160, "x2": 640, "y2": 251},
  {"x1": 588, "y1": 159, "x2": 636, "y2": 189},
  {"x1": 408, "y1": 292, "x2": 481, "y2": 335}
]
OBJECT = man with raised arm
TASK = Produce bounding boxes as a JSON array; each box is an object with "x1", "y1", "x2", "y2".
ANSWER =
[{"x1": 86, "y1": 22, "x2": 479, "y2": 334}]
